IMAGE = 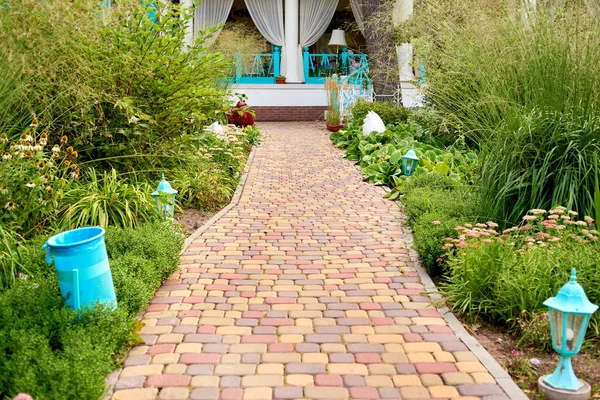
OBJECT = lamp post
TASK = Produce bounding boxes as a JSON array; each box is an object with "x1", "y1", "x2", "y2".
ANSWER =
[
  {"x1": 401, "y1": 146, "x2": 420, "y2": 176},
  {"x1": 538, "y1": 269, "x2": 598, "y2": 400},
  {"x1": 152, "y1": 174, "x2": 177, "y2": 219}
]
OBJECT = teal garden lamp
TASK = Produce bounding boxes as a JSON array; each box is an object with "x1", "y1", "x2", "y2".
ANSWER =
[
  {"x1": 401, "y1": 146, "x2": 420, "y2": 176},
  {"x1": 538, "y1": 269, "x2": 597, "y2": 399},
  {"x1": 152, "y1": 174, "x2": 177, "y2": 219}
]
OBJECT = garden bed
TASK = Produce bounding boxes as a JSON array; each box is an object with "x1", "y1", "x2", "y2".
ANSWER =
[{"x1": 465, "y1": 319, "x2": 600, "y2": 399}]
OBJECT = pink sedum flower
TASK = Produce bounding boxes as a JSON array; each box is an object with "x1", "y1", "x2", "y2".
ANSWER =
[{"x1": 432, "y1": 220, "x2": 441, "y2": 226}]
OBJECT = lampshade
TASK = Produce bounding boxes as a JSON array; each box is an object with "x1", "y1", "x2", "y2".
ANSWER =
[{"x1": 328, "y1": 29, "x2": 348, "y2": 47}]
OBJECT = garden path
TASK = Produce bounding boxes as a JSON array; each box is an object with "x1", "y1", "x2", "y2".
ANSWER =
[{"x1": 110, "y1": 122, "x2": 517, "y2": 400}]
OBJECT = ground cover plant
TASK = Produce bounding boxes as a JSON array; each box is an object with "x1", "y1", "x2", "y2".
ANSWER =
[{"x1": 0, "y1": 222, "x2": 183, "y2": 400}]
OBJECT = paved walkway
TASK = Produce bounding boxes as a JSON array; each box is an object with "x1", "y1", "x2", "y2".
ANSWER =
[{"x1": 111, "y1": 122, "x2": 512, "y2": 400}]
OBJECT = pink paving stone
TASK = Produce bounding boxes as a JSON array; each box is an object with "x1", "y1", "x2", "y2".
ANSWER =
[
  {"x1": 242, "y1": 311, "x2": 264, "y2": 318},
  {"x1": 373, "y1": 278, "x2": 392, "y2": 283},
  {"x1": 419, "y1": 309, "x2": 442, "y2": 318},
  {"x1": 372, "y1": 318, "x2": 394, "y2": 326},
  {"x1": 241, "y1": 335, "x2": 277, "y2": 344},
  {"x1": 179, "y1": 353, "x2": 220, "y2": 364},
  {"x1": 147, "y1": 344, "x2": 175, "y2": 354},
  {"x1": 355, "y1": 353, "x2": 382, "y2": 364},
  {"x1": 197, "y1": 326, "x2": 217, "y2": 334},
  {"x1": 145, "y1": 374, "x2": 190, "y2": 388},
  {"x1": 187, "y1": 268, "x2": 205, "y2": 273},
  {"x1": 260, "y1": 318, "x2": 294, "y2": 326},
  {"x1": 360, "y1": 303, "x2": 382, "y2": 311},
  {"x1": 220, "y1": 388, "x2": 243, "y2": 400},
  {"x1": 350, "y1": 387, "x2": 380, "y2": 400},
  {"x1": 315, "y1": 374, "x2": 343, "y2": 387},
  {"x1": 415, "y1": 362, "x2": 458, "y2": 374},
  {"x1": 179, "y1": 310, "x2": 201, "y2": 318},
  {"x1": 182, "y1": 297, "x2": 205, "y2": 304},
  {"x1": 403, "y1": 333, "x2": 424, "y2": 342},
  {"x1": 428, "y1": 325, "x2": 454, "y2": 334},
  {"x1": 147, "y1": 304, "x2": 169, "y2": 312},
  {"x1": 268, "y1": 343, "x2": 293, "y2": 352}
]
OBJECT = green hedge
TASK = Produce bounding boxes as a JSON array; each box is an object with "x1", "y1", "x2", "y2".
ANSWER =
[{"x1": 0, "y1": 221, "x2": 183, "y2": 400}]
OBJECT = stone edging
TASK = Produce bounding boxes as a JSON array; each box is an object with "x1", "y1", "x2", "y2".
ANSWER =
[{"x1": 381, "y1": 184, "x2": 528, "y2": 400}]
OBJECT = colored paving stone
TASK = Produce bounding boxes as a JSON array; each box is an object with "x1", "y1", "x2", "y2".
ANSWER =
[{"x1": 111, "y1": 122, "x2": 514, "y2": 400}]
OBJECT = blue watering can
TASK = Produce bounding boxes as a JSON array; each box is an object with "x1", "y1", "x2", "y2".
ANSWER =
[{"x1": 42, "y1": 227, "x2": 117, "y2": 311}]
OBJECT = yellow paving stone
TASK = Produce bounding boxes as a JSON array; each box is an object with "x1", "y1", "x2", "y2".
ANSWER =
[
  {"x1": 403, "y1": 342, "x2": 443, "y2": 353},
  {"x1": 393, "y1": 375, "x2": 423, "y2": 387},
  {"x1": 302, "y1": 353, "x2": 328, "y2": 364},
  {"x1": 321, "y1": 344, "x2": 346, "y2": 353},
  {"x1": 420, "y1": 374, "x2": 443, "y2": 387},
  {"x1": 367, "y1": 334, "x2": 404, "y2": 344},
  {"x1": 368, "y1": 364, "x2": 397, "y2": 375},
  {"x1": 280, "y1": 334, "x2": 304, "y2": 343},
  {"x1": 429, "y1": 385, "x2": 460, "y2": 398},
  {"x1": 472, "y1": 372, "x2": 497, "y2": 384},
  {"x1": 365, "y1": 375, "x2": 394, "y2": 387},
  {"x1": 407, "y1": 352, "x2": 436, "y2": 364},
  {"x1": 243, "y1": 387, "x2": 272, "y2": 400},
  {"x1": 374, "y1": 325, "x2": 410, "y2": 334},
  {"x1": 328, "y1": 363, "x2": 369, "y2": 375},
  {"x1": 229, "y1": 344, "x2": 267, "y2": 354},
  {"x1": 344, "y1": 334, "x2": 368, "y2": 343},
  {"x1": 216, "y1": 326, "x2": 252, "y2": 335},
  {"x1": 382, "y1": 352, "x2": 408, "y2": 364},
  {"x1": 412, "y1": 317, "x2": 446, "y2": 326},
  {"x1": 152, "y1": 353, "x2": 180, "y2": 364},
  {"x1": 221, "y1": 354, "x2": 242, "y2": 364},
  {"x1": 242, "y1": 375, "x2": 284, "y2": 388},
  {"x1": 434, "y1": 351, "x2": 456, "y2": 362},
  {"x1": 456, "y1": 361, "x2": 488, "y2": 373},
  {"x1": 175, "y1": 343, "x2": 202, "y2": 353},
  {"x1": 304, "y1": 387, "x2": 349, "y2": 399},
  {"x1": 190, "y1": 376, "x2": 220, "y2": 387},
  {"x1": 121, "y1": 365, "x2": 164, "y2": 377},
  {"x1": 112, "y1": 388, "x2": 158, "y2": 400},
  {"x1": 351, "y1": 326, "x2": 375, "y2": 334},
  {"x1": 454, "y1": 351, "x2": 479, "y2": 362},
  {"x1": 262, "y1": 353, "x2": 301, "y2": 363},
  {"x1": 384, "y1": 344, "x2": 406, "y2": 353},
  {"x1": 164, "y1": 364, "x2": 187, "y2": 374},
  {"x1": 399, "y1": 386, "x2": 431, "y2": 399},
  {"x1": 441, "y1": 372, "x2": 475, "y2": 385},
  {"x1": 257, "y1": 364, "x2": 284, "y2": 375},
  {"x1": 129, "y1": 346, "x2": 149, "y2": 356}
]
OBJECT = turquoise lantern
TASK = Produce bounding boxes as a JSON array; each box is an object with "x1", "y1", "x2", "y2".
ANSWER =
[
  {"x1": 402, "y1": 146, "x2": 420, "y2": 176},
  {"x1": 541, "y1": 269, "x2": 598, "y2": 393},
  {"x1": 152, "y1": 174, "x2": 177, "y2": 219}
]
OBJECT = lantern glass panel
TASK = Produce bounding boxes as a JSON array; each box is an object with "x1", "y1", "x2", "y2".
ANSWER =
[
  {"x1": 566, "y1": 313, "x2": 585, "y2": 352},
  {"x1": 550, "y1": 309, "x2": 563, "y2": 349}
]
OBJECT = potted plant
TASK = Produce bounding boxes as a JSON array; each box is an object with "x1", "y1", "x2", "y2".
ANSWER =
[
  {"x1": 275, "y1": 75, "x2": 286, "y2": 84},
  {"x1": 324, "y1": 75, "x2": 343, "y2": 132}
]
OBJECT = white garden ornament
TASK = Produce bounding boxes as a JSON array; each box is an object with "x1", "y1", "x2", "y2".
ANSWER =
[{"x1": 362, "y1": 111, "x2": 386, "y2": 136}]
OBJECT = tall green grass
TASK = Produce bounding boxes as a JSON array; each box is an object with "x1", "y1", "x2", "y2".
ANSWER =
[{"x1": 415, "y1": 1, "x2": 600, "y2": 224}]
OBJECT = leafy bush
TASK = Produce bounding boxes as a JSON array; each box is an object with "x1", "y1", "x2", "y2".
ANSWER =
[
  {"x1": 0, "y1": 222, "x2": 183, "y2": 399},
  {"x1": 349, "y1": 100, "x2": 409, "y2": 126},
  {"x1": 58, "y1": 168, "x2": 157, "y2": 230},
  {"x1": 1, "y1": 0, "x2": 231, "y2": 172},
  {"x1": 441, "y1": 207, "x2": 600, "y2": 347}
]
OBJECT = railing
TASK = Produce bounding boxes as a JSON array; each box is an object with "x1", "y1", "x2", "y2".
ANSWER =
[
  {"x1": 339, "y1": 63, "x2": 373, "y2": 118},
  {"x1": 303, "y1": 47, "x2": 369, "y2": 84},
  {"x1": 234, "y1": 46, "x2": 281, "y2": 84}
]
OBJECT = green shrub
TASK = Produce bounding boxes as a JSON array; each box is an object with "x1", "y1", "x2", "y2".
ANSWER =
[
  {"x1": 349, "y1": 100, "x2": 409, "y2": 126},
  {"x1": 401, "y1": 185, "x2": 477, "y2": 225},
  {"x1": 58, "y1": 168, "x2": 157, "y2": 230},
  {"x1": 416, "y1": 1, "x2": 600, "y2": 225},
  {"x1": 1, "y1": 0, "x2": 231, "y2": 172},
  {"x1": 0, "y1": 221, "x2": 183, "y2": 399},
  {"x1": 441, "y1": 208, "x2": 600, "y2": 347}
]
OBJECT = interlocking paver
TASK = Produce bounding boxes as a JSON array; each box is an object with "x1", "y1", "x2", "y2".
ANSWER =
[{"x1": 112, "y1": 122, "x2": 511, "y2": 399}]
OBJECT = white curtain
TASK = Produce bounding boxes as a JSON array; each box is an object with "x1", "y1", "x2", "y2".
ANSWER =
[
  {"x1": 349, "y1": 0, "x2": 366, "y2": 35},
  {"x1": 245, "y1": 0, "x2": 286, "y2": 74},
  {"x1": 299, "y1": 0, "x2": 339, "y2": 82},
  {"x1": 584, "y1": 0, "x2": 600, "y2": 21},
  {"x1": 193, "y1": 0, "x2": 235, "y2": 46}
]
